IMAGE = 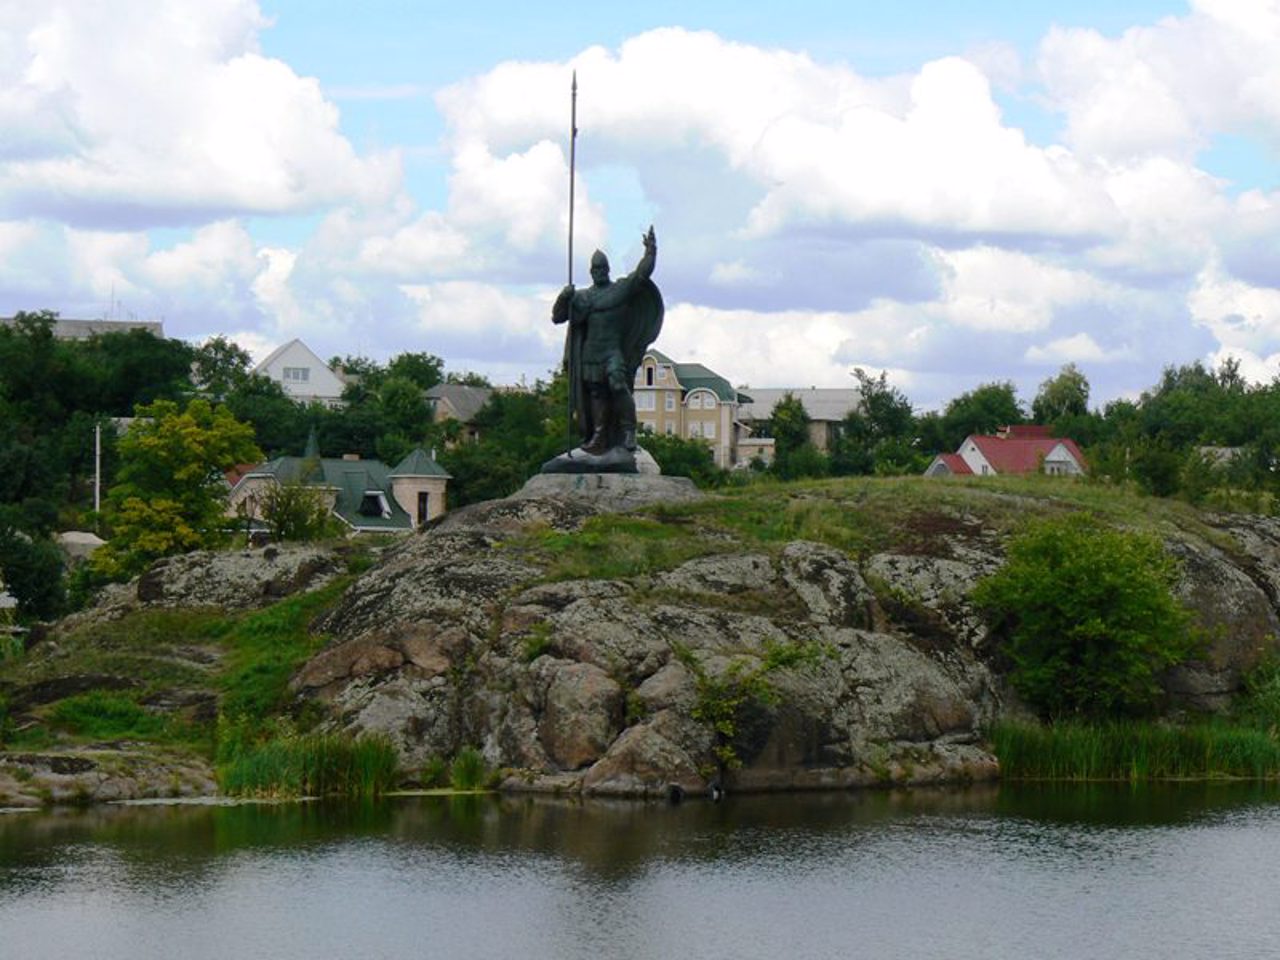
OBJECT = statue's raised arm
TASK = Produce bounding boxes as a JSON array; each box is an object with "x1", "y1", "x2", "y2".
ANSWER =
[{"x1": 636, "y1": 226, "x2": 656, "y2": 282}]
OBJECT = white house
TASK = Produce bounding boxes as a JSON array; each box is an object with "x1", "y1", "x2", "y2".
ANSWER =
[{"x1": 253, "y1": 339, "x2": 348, "y2": 406}]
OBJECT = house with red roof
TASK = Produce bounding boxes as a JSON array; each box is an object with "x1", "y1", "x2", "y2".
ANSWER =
[{"x1": 924, "y1": 425, "x2": 1087, "y2": 478}]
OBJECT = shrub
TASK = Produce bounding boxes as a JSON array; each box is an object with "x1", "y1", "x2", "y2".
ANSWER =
[{"x1": 972, "y1": 513, "x2": 1196, "y2": 720}]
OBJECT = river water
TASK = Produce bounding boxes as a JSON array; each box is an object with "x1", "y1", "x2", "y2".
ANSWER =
[{"x1": 2, "y1": 784, "x2": 1279, "y2": 959}]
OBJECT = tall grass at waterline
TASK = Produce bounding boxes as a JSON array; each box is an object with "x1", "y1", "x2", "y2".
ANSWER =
[
  {"x1": 448, "y1": 746, "x2": 488, "y2": 790},
  {"x1": 992, "y1": 721, "x2": 1280, "y2": 781},
  {"x1": 218, "y1": 731, "x2": 399, "y2": 798}
]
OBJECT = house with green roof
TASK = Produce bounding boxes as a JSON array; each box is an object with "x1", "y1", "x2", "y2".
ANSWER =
[
  {"x1": 227, "y1": 437, "x2": 450, "y2": 533},
  {"x1": 633, "y1": 349, "x2": 754, "y2": 468}
]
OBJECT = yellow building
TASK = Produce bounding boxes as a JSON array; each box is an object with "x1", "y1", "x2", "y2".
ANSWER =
[{"x1": 632, "y1": 350, "x2": 753, "y2": 468}]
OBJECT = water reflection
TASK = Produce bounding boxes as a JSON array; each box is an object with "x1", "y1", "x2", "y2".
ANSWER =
[{"x1": 3, "y1": 785, "x2": 1280, "y2": 960}]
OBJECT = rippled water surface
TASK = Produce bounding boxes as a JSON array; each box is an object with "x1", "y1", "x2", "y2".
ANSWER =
[{"x1": 4, "y1": 785, "x2": 1280, "y2": 959}]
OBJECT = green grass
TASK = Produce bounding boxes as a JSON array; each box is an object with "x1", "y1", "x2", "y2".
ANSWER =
[
  {"x1": 217, "y1": 724, "x2": 400, "y2": 798},
  {"x1": 992, "y1": 720, "x2": 1280, "y2": 781},
  {"x1": 448, "y1": 746, "x2": 488, "y2": 790},
  {"x1": 217, "y1": 577, "x2": 351, "y2": 722},
  {"x1": 45, "y1": 691, "x2": 178, "y2": 741},
  {"x1": 517, "y1": 514, "x2": 711, "y2": 581}
]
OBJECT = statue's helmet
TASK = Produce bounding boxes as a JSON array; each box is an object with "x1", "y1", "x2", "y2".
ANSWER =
[{"x1": 590, "y1": 250, "x2": 609, "y2": 272}]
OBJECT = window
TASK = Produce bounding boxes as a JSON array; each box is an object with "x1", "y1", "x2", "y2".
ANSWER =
[
  {"x1": 658, "y1": 367, "x2": 668, "y2": 381},
  {"x1": 704, "y1": 421, "x2": 716, "y2": 439},
  {"x1": 665, "y1": 422, "x2": 674, "y2": 435},
  {"x1": 358, "y1": 491, "x2": 390, "y2": 518},
  {"x1": 701, "y1": 393, "x2": 717, "y2": 409},
  {"x1": 646, "y1": 367, "x2": 655, "y2": 386},
  {"x1": 636, "y1": 392, "x2": 655, "y2": 411},
  {"x1": 688, "y1": 423, "x2": 700, "y2": 438},
  {"x1": 665, "y1": 394, "x2": 675, "y2": 412},
  {"x1": 283, "y1": 366, "x2": 310, "y2": 383},
  {"x1": 688, "y1": 394, "x2": 701, "y2": 409}
]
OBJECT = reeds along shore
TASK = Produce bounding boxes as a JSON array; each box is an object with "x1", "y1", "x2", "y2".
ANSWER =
[{"x1": 992, "y1": 721, "x2": 1280, "y2": 781}]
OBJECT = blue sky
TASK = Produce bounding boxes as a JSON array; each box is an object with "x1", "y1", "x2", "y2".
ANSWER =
[{"x1": 3, "y1": 0, "x2": 1280, "y2": 410}]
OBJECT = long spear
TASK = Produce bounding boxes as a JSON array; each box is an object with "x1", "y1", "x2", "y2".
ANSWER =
[{"x1": 565, "y1": 70, "x2": 578, "y2": 453}]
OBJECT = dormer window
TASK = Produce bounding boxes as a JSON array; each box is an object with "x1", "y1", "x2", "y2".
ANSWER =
[{"x1": 358, "y1": 491, "x2": 391, "y2": 518}]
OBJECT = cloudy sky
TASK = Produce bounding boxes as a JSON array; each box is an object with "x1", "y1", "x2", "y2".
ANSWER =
[{"x1": 3, "y1": 1, "x2": 1279, "y2": 409}]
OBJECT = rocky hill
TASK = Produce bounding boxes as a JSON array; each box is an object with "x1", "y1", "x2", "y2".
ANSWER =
[
  {"x1": 292, "y1": 474, "x2": 1280, "y2": 798},
  {"x1": 5, "y1": 473, "x2": 1280, "y2": 805}
]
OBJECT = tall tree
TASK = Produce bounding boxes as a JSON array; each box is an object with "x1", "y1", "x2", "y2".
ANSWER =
[
  {"x1": 193, "y1": 336, "x2": 254, "y2": 403},
  {"x1": 1032, "y1": 363, "x2": 1090, "y2": 424},
  {"x1": 386, "y1": 352, "x2": 445, "y2": 391},
  {"x1": 939, "y1": 381, "x2": 1024, "y2": 451},
  {"x1": 831, "y1": 369, "x2": 918, "y2": 475},
  {"x1": 92, "y1": 399, "x2": 261, "y2": 578}
]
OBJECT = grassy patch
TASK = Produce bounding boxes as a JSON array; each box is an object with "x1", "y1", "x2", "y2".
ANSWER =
[
  {"x1": 517, "y1": 514, "x2": 710, "y2": 581},
  {"x1": 448, "y1": 746, "x2": 489, "y2": 790},
  {"x1": 992, "y1": 720, "x2": 1280, "y2": 781},
  {"x1": 217, "y1": 724, "x2": 399, "y2": 798},
  {"x1": 217, "y1": 577, "x2": 351, "y2": 722},
  {"x1": 45, "y1": 691, "x2": 177, "y2": 741}
]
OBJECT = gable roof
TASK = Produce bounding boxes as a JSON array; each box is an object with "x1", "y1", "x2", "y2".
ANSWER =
[
  {"x1": 967, "y1": 434, "x2": 1087, "y2": 474},
  {"x1": 737, "y1": 388, "x2": 863, "y2": 423},
  {"x1": 931, "y1": 453, "x2": 974, "y2": 475},
  {"x1": 252, "y1": 339, "x2": 348, "y2": 401},
  {"x1": 425, "y1": 383, "x2": 493, "y2": 422}
]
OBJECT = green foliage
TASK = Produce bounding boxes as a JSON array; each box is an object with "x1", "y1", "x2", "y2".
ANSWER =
[
  {"x1": 766, "y1": 392, "x2": 810, "y2": 455},
  {"x1": 991, "y1": 720, "x2": 1280, "y2": 781},
  {"x1": 217, "y1": 578, "x2": 349, "y2": 722},
  {"x1": 521, "y1": 513, "x2": 707, "y2": 581},
  {"x1": 217, "y1": 718, "x2": 399, "y2": 798},
  {"x1": 764, "y1": 393, "x2": 832, "y2": 480},
  {"x1": 46, "y1": 691, "x2": 176, "y2": 741},
  {"x1": 520, "y1": 622, "x2": 554, "y2": 662},
  {"x1": 973, "y1": 513, "x2": 1196, "y2": 720},
  {"x1": 0, "y1": 522, "x2": 65, "y2": 621},
  {"x1": 421, "y1": 756, "x2": 449, "y2": 787},
  {"x1": 449, "y1": 746, "x2": 489, "y2": 790},
  {"x1": 93, "y1": 398, "x2": 261, "y2": 578},
  {"x1": 674, "y1": 638, "x2": 827, "y2": 770},
  {"x1": 256, "y1": 480, "x2": 342, "y2": 542},
  {"x1": 387, "y1": 352, "x2": 445, "y2": 390},
  {"x1": 192, "y1": 336, "x2": 253, "y2": 403},
  {"x1": 440, "y1": 381, "x2": 565, "y2": 506},
  {"x1": 1032, "y1": 363, "x2": 1090, "y2": 424},
  {"x1": 639, "y1": 430, "x2": 724, "y2": 487},
  {"x1": 1235, "y1": 660, "x2": 1280, "y2": 732},
  {"x1": 831, "y1": 369, "x2": 924, "y2": 477},
  {"x1": 937, "y1": 381, "x2": 1024, "y2": 452}
]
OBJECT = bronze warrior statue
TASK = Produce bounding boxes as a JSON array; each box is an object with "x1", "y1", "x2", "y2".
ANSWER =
[{"x1": 545, "y1": 225, "x2": 664, "y2": 472}]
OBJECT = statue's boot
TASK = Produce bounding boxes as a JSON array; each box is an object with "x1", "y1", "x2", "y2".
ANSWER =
[
  {"x1": 582, "y1": 394, "x2": 610, "y2": 456},
  {"x1": 619, "y1": 394, "x2": 638, "y2": 451}
]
